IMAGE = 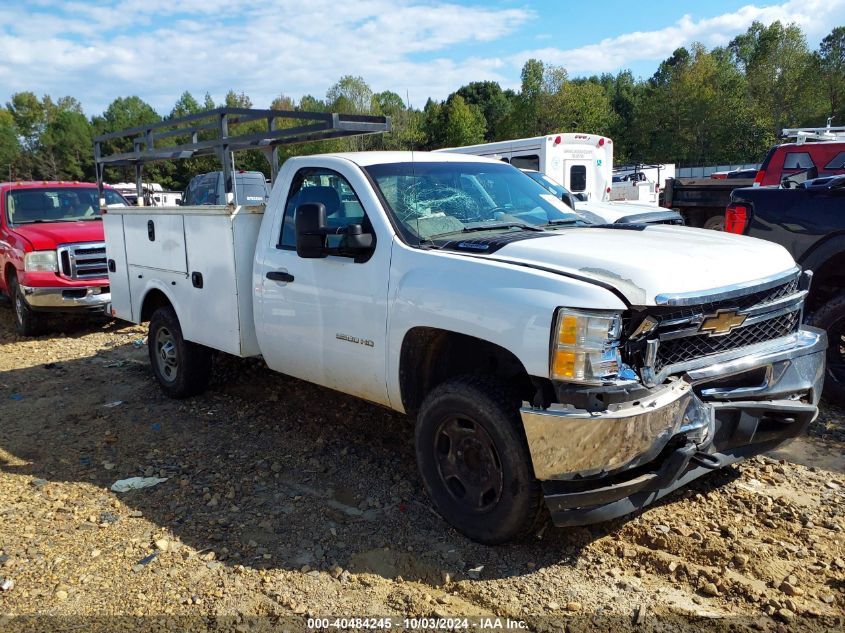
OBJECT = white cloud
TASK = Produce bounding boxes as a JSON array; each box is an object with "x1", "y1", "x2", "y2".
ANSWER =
[
  {"x1": 510, "y1": 0, "x2": 845, "y2": 77},
  {"x1": 0, "y1": 0, "x2": 529, "y2": 113},
  {"x1": 0, "y1": 0, "x2": 842, "y2": 116}
]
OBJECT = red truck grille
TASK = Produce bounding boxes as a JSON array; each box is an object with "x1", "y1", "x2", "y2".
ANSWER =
[{"x1": 57, "y1": 242, "x2": 108, "y2": 280}]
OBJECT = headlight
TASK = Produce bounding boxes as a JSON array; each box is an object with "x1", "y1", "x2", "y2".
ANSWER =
[
  {"x1": 24, "y1": 250, "x2": 58, "y2": 273},
  {"x1": 551, "y1": 308, "x2": 622, "y2": 383}
]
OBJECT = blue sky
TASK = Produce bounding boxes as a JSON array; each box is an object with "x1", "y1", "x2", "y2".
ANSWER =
[{"x1": 0, "y1": 0, "x2": 842, "y2": 115}]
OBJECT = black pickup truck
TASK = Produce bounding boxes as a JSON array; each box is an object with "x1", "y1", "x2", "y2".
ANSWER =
[{"x1": 728, "y1": 174, "x2": 845, "y2": 404}]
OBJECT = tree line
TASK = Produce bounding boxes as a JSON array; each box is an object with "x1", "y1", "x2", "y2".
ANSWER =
[{"x1": 0, "y1": 21, "x2": 842, "y2": 190}]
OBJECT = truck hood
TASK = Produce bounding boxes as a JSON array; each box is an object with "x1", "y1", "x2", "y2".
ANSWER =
[
  {"x1": 491, "y1": 225, "x2": 796, "y2": 305},
  {"x1": 576, "y1": 200, "x2": 662, "y2": 222},
  {"x1": 11, "y1": 220, "x2": 104, "y2": 250}
]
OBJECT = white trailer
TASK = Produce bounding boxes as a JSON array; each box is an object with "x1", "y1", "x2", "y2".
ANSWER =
[
  {"x1": 438, "y1": 133, "x2": 613, "y2": 202},
  {"x1": 110, "y1": 182, "x2": 183, "y2": 207}
]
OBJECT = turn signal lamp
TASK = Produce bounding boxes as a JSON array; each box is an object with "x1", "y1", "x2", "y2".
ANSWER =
[{"x1": 551, "y1": 309, "x2": 623, "y2": 384}]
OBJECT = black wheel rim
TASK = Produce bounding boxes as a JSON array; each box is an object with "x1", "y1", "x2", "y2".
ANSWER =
[
  {"x1": 433, "y1": 416, "x2": 503, "y2": 513},
  {"x1": 826, "y1": 315, "x2": 845, "y2": 386}
]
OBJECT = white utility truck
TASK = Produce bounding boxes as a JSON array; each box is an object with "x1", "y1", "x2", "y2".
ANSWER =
[{"x1": 98, "y1": 109, "x2": 826, "y2": 544}]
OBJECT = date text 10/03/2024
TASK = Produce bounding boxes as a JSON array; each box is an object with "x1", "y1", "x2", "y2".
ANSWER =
[{"x1": 307, "y1": 617, "x2": 529, "y2": 630}]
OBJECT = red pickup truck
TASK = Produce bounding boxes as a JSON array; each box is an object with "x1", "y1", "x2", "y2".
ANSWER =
[{"x1": 0, "y1": 181, "x2": 128, "y2": 335}]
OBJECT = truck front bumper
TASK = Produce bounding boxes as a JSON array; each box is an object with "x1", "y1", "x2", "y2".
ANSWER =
[
  {"x1": 520, "y1": 326, "x2": 826, "y2": 526},
  {"x1": 20, "y1": 284, "x2": 111, "y2": 313}
]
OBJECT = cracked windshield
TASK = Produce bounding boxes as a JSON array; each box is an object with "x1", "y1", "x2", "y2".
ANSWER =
[{"x1": 365, "y1": 161, "x2": 594, "y2": 243}]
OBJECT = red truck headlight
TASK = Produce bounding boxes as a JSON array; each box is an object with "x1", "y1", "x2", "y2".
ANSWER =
[
  {"x1": 23, "y1": 250, "x2": 59, "y2": 272},
  {"x1": 725, "y1": 204, "x2": 748, "y2": 234}
]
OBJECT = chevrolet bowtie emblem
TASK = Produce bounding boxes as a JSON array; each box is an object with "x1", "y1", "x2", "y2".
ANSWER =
[{"x1": 699, "y1": 309, "x2": 747, "y2": 336}]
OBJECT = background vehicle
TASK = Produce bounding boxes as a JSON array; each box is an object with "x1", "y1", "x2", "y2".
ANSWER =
[
  {"x1": 727, "y1": 175, "x2": 845, "y2": 405},
  {"x1": 438, "y1": 133, "x2": 613, "y2": 202},
  {"x1": 182, "y1": 170, "x2": 270, "y2": 206},
  {"x1": 524, "y1": 169, "x2": 683, "y2": 225},
  {"x1": 99, "y1": 108, "x2": 824, "y2": 545},
  {"x1": 754, "y1": 124, "x2": 845, "y2": 187},
  {"x1": 663, "y1": 125, "x2": 845, "y2": 229},
  {"x1": 111, "y1": 182, "x2": 183, "y2": 207},
  {"x1": 0, "y1": 181, "x2": 126, "y2": 335},
  {"x1": 661, "y1": 175, "x2": 756, "y2": 229}
]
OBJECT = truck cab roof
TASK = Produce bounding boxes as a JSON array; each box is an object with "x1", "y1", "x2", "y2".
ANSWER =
[{"x1": 290, "y1": 151, "x2": 504, "y2": 167}]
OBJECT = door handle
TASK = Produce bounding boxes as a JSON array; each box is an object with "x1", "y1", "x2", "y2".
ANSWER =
[{"x1": 266, "y1": 271, "x2": 295, "y2": 283}]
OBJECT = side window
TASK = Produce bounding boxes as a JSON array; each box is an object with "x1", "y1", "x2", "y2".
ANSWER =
[
  {"x1": 783, "y1": 152, "x2": 814, "y2": 169},
  {"x1": 511, "y1": 154, "x2": 540, "y2": 171},
  {"x1": 183, "y1": 178, "x2": 196, "y2": 205},
  {"x1": 279, "y1": 168, "x2": 370, "y2": 250},
  {"x1": 825, "y1": 152, "x2": 845, "y2": 170},
  {"x1": 570, "y1": 165, "x2": 587, "y2": 192}
]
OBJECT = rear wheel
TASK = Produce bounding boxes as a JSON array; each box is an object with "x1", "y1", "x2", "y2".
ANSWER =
[
  {"x1": 415, "y1": 375, "x2": 545, "y2": 544},
  {"x1": 807, "y1": 292, "x2": 845, "y2": 406},
  {"x1": 148, "y1": 305, "x2": 212, "y2": 398},
  {"x1": 702, "y1": 215, "x2": 725, "y2": 231},
  {"x1": 9, "y1": 274, "x2": 46, "y2": 337}
]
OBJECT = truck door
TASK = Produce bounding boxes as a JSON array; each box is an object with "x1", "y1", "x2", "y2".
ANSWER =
[{"x1": 254, "y1": 165, "x2": 391, "y2": 406}]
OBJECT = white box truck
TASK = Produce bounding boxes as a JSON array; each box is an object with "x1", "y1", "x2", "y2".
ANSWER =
[{"x1": 438, "y1": 133, "x2": 613, "y2": 202}]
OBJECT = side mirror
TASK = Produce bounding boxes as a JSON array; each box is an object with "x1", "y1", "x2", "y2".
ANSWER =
[
  {"x1": 343, "y1": 223, "x2": 374, "y2": 251},
  {"x1": 807, "y1": 166, "x2": 819, "y2": 180},
  {"x1": 563, "y1": 193, "x2": 578, "y2": 209},
  {"x1": 295, "y1": 202, "x2": 328, "y2": 258},
  {"x1": 574, "y1": 192, "x2": 588, "y2": 202}
]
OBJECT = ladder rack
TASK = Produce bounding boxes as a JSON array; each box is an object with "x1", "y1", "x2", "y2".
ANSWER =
[
  {"x1": 93, "y1": 107, "x2": 391, "y2": 204},
  {"x1": 781, "y1": 124, "x2": 845, "y2": 144}
]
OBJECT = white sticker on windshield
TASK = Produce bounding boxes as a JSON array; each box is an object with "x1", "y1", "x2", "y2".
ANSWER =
[{"x1": 540, "y1": 192, "x2": 578, "y2": 214}]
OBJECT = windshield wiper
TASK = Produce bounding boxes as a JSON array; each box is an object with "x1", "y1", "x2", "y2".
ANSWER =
[
  {"x1": 427, "y1": 222, "x2": 544, "y2": 240},
  {"x1": 544, "y1": 217, "x2": 587, "y2": 226}
]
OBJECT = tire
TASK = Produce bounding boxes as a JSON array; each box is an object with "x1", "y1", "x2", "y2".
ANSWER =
[
  {"x1": 9, "y1": 274, "x2": 46, "y2": 336},
  {"x1": 415, "y1": 375, "x2": 545, "y2": 544},
  {"x1": 702, "y1": 215, "x2": 725, "y2": 231},
  {"x1": 807, "y1": 292, "x2": 845, "y2": 406},
  {"x1": 148, "y1": 305, "x2": 212, "y2": 398}
]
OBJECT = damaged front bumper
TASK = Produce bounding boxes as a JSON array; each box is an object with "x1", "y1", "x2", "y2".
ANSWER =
[{"x1": 520, "y1": 326, "x2": 826, "y2": 526}]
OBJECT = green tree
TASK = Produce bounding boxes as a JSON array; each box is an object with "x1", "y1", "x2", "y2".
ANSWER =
[
  {"x1": 0, "y1": 110, "x2": 21, "y2": 180},
  {"x1": 442, "y1": 95, "x2": 486, "y2": 146},
  {"x1": 730, "y1": 21, "x2": 823, "y2": 133},
  {"x1": 39, "y1": 110, "x2": 93, "y2": 180},
  {"x1": 326, "y1": 75, "x2": 373, "y2": 114},
  {"x1": 817, "y1": 27, "x2": 845, "y2": 122},
  {"x1": 454, "y1": 81, "x2": 512, "y2": 141}
]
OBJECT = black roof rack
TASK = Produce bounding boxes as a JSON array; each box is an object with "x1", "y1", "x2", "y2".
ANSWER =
[{"x1": 94, "y1": 107, "x2": 391, "y2": 203}]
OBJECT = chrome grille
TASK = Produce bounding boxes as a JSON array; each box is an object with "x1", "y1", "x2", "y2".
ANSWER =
[
  {"x1": 638, "y1": 272, "x2": 808, "y2": 383},
  {"x1": 57, "y1": 242, "x2": 108, "y2": 280},
  {"x1": 657, "y1": 277, "x2": 799, "y2": 323},
  {"x1": 654, "y1": 310, "x2": 800, "y2": 371}
]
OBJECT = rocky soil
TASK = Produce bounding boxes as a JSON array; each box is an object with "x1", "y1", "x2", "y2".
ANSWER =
[{"x1": 0, "y1": 305, "x2": 843, "y2": 632}]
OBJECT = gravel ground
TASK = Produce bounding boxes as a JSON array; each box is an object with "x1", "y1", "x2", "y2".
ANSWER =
[{"x1": 0, "y1": 305, "x2": 843, "y2": 632}]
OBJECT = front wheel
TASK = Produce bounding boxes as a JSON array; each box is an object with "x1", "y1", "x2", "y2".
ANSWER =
[
  {"x1": 415, "y1": 376, "x2": 545, "y2": 544},
  {"x1": 148, "y1": 305, "x2": 212, "y2": 398},
  {"x1": 9, "y1": 274, "x2": 46, "y2": 336},
  {"x1": 807, "y1": 292, "x2": 845, "y2": 406}
]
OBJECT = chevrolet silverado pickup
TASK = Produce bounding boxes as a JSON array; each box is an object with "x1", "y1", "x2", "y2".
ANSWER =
[
  {"x1": 104, "y1": 151, "x2": 825, "y2": 544},
  {"x1": 0, "y1": 181, "x2": 126, "y2": 335}
]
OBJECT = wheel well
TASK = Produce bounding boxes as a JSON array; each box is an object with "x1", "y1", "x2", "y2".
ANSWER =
[
  {"x1": 3, "y1": 264, "x2": 16, "y2": 289},
  {"x1": 399, "y1": 327, "x2": 535, "y2": 417},
  {"x1": 140, "y1": 289, "x2": 172, "y2": 322},
  {"x1": 807, "y1": 252, "x2": 845, "y2": 312}
]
